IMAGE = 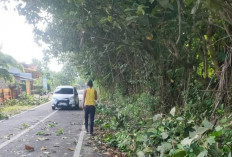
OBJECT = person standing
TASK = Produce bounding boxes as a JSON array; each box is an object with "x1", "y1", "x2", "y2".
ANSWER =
[{"x1": 82, "y1": 80, "x2": 97, "y2": 135}]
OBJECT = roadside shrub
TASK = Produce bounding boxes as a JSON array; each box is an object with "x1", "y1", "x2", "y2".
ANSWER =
[
  {"x1": 95, "y1": 93, "x2": 232, "y2": 156},
  {"x1": 0, "y1": 112, "x2": 8, "y2": 120},
  {"x1": 1, "y1": 93, "x2": 49, "y2": 106}
]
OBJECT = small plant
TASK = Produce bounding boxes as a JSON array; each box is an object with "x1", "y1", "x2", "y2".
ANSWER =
[
  {"x1": 56, "y1": 128, "x2": 63, "y2": 136},
  {"x1": 36, "y1": 131, "x2": 45, "y2": 135},
  {"x1": 48, "y1": 123, "x2": 56, "y2": 128},
  {"x1": 0, "y1": 112, "x2": 8, "y2": 120},
  {"x1": 22, "y1": 123, "x2": 28, "y2": 128}
]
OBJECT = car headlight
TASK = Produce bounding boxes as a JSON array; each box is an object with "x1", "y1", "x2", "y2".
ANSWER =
[
  {"x1": 52, "y1": 98, "x2": 58, "y2": 104},
  {"x1": 69, "y1": 96, "x2": 74, "y2": 101}
]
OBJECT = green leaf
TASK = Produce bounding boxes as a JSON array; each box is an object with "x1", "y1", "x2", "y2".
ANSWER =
[
  {"x1": 228, "y1": 152, "x2": 231, "y2": 157},
  {"x1": 138, "y1": 135, "x2": 148, "y2": 142},
  {"x1": 189, "y1": 126, "x2": 208, "y2": 138},
  {"x1": 170, "y1": 107, "x2": 176, "y2": 116},
  {"x1": 202, "y1": 119, "x2": 213, "y2": 130},
  {"x1": 176, "y1": 117, "x2": 184, "y2": 121},
  {"x1": 197, "y1": 150, "x2": 208, "y2": 157},
  {"x1": 210, "y1": 130, "x2": 222, "y2": 137},
  {"x1": 220, "y1": 118, "x2": 227, "y2": 124},
  {"x1": 137, "y1": 151, "x2": 145, "y2": 157},
  {"x1": 161, "y1": 132, "x2": 169, "y2": 139},
  {"x1": 206, "y1": 136, "x2": 215, "y2": 145},
  {"x1": 143, "y1": 147, "x2": 153, "y2": 153},
  {"x1": 171, "y1": 149, "x2": 186, "y2": 157},
  {"x1": 157, "y1": 143, "x2": 172, "y2": 156},
  {"x1": 215, "y1": 126, "x2": 223, "y2": 131},
  {"x1": 107, "y1": 16, "x2": 112, "y2": 22},
  {"x1": 157, "y1": 0, "x2": 174, "y2": 10},
  {"x1": 181, "y1": 137, "x2": 194, "y2": 146},
  {"x1": 153, "y1": 114, "x2": 162, "y2": 122},
  {"x1": 137, "y1": 5, "x2": 145, "y2": 15},
  {"x1": 147, "y1": 128, "x2": 157, "y2": 133}
]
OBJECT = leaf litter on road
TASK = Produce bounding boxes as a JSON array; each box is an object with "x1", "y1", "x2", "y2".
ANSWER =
[
  {"x1": 53, "y1": 143, "x2": 60, "y2": 147},
  {"x1": 4, "y1": 133, "x2": 13, "y2": 140},
  {"x1": 41, "y1": 146, "x2": 47, "y2": 151},
  {"x1": 37, "y1": 137, "x2": 49, "y2": 141},
  {"x1": 25, "y1": 145, "x2": 34, "y2": 152},
  {"x1": 68, "y1": 147, "x2": 75, "y2": 151}
]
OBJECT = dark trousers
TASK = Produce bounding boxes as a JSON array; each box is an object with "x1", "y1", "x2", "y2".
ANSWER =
[{"x1": 84, "y1": 105, "x2": 95, "y2": 134}]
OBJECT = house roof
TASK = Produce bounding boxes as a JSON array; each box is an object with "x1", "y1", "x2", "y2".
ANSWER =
[{"x1": 8, "y1": 67, "x2": 33, "y2": 80}]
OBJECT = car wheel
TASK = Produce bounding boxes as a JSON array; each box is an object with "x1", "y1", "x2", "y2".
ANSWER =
[{"x1": 52, "y1": 106, "x2": 55, "y2": 110}]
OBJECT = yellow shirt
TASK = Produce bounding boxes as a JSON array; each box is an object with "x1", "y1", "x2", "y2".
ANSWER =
[{"x1": 84, "y1": 88, "x2": 95, "y2": 105}]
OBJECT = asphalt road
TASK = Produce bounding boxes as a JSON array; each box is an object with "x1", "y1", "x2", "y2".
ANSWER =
[{"x1": 0, "y1": 100, "x2": 85, "y2": 157}]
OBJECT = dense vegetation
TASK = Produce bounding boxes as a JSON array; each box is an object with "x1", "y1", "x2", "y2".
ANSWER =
[
  {"x1": 3, "y1": 0, "x2": 232, "y2": 156},
  {"x1": 0, "y1": 51, "x2": 23, "y2": 82},
  {"x1": 31, "y1": 58, "x2": 80, "y2": 92},
  {"x1": 0, "y1": 94, "x2": 49, "y2": 120}
]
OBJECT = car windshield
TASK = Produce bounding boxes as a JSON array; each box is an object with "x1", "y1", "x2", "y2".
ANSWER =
[{"x1": 54, "y1": 88, "x2": 73, "y2": 94}]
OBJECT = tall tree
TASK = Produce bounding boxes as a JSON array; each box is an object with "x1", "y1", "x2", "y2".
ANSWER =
[{"x1": 16, "y1": 0, "x2": 232, "y2": 113}]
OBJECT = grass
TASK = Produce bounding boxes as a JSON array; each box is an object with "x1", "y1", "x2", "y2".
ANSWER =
[{"x1": 0, "y1": 105, "x2": 35, "y2": 118}]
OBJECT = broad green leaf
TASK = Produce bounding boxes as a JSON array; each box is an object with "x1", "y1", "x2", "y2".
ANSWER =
[
  {"x1": 158, "y1": 126, "x2": 165, "y2": 132},
  {"x1": 228, "y1": 152, "x2": 231, "y2": 157},
  {"x1": 206, "y1": 136, "x2": 215, "y2": 145},
  {"x1": 147, "y1": 128, "x2": 157, "y2": 133},
  {"x1": 220, "y1": 118, "x2": 227, "y2": 124},
  {"x1": 157, "y1": 0, "x2": 174, "y2": 10},
  {"x1": 202, "y1": 119, "x2": 213, "y2": 129},
  {"x1": 187, "y1": 120, "x2": 194, "y2": 124},
  {"x1": 181, "y1": 135, "x2": 199, "y2": 147},
  {"x1": 143, "y1": 147, "x2": 153, "y2": 153},
  {"x1": 170, "y1": 107, "x2": 176, "y2": 116},
  {"x1": 138, "y1": 135, "x2": 148, "y2": 142},
  {"x1": 210, "y1": 130, "x2": 222, "y2": 137},
  {"x1": 197, "y1": 150, "x2": 208, "y2": 157},
  {"x1": 176, "y1": 117, "x2": 184, "y2": 121},
  {"x1": 153, "y1": 114, "x2": 162, "y2": 122},
  {"x1": 215, "y1": 126, "x2": 223, "y2": 131},
  {"x1": 137, "y1": 151, "x2": 145, "y2": 157},
  {"x1": 157, "y1": 143, "x2": 172, "y2": 156},
  {"x1": 189, "y1": 126, "x2": 208, "y2": 138},
  {"x1": 181, "y1": 137, "x2": 194, "y2": 146},
  {"x1": 161, "y1": 132, "x2": 169, "y2": 139},
  {"x1": 171, "y1": 149, "x2": 186, "y2": 157}
]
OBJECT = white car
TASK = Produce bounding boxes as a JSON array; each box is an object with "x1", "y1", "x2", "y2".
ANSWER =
[
  {"x1": 51, "y1": 86, "x2": 79, "y2": 110},
  {"x1": 78, "y1": 89, "x2": 84, "y2": 101}
]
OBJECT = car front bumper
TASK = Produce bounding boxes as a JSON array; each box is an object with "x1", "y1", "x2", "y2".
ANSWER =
[{"x1": 52, "y1": 99, "x2": 75, "y2": 108}]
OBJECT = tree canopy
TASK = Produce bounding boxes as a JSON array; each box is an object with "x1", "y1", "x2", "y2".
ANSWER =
[
  {"x1": 0, "y1": 51, "x2": 23, "y2": 81},
  {"x1": 16, "y1": 0, "x2": 232, "y2": 113},
  {"x1": 3, "y1": 0, "x2": 232, "y2": 156}
]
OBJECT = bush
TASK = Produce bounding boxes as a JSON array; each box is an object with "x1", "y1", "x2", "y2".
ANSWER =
[
  {"x1": 95, "y1": 93, "x2": 232, "y2": 156},
  {"x1": 1, "y1": 93, "x2": 49, "y2": 106}
]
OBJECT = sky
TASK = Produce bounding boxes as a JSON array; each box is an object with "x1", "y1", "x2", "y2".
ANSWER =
[{"x1": 0, "y1": 2, "x2": 62, "y2": 72}]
